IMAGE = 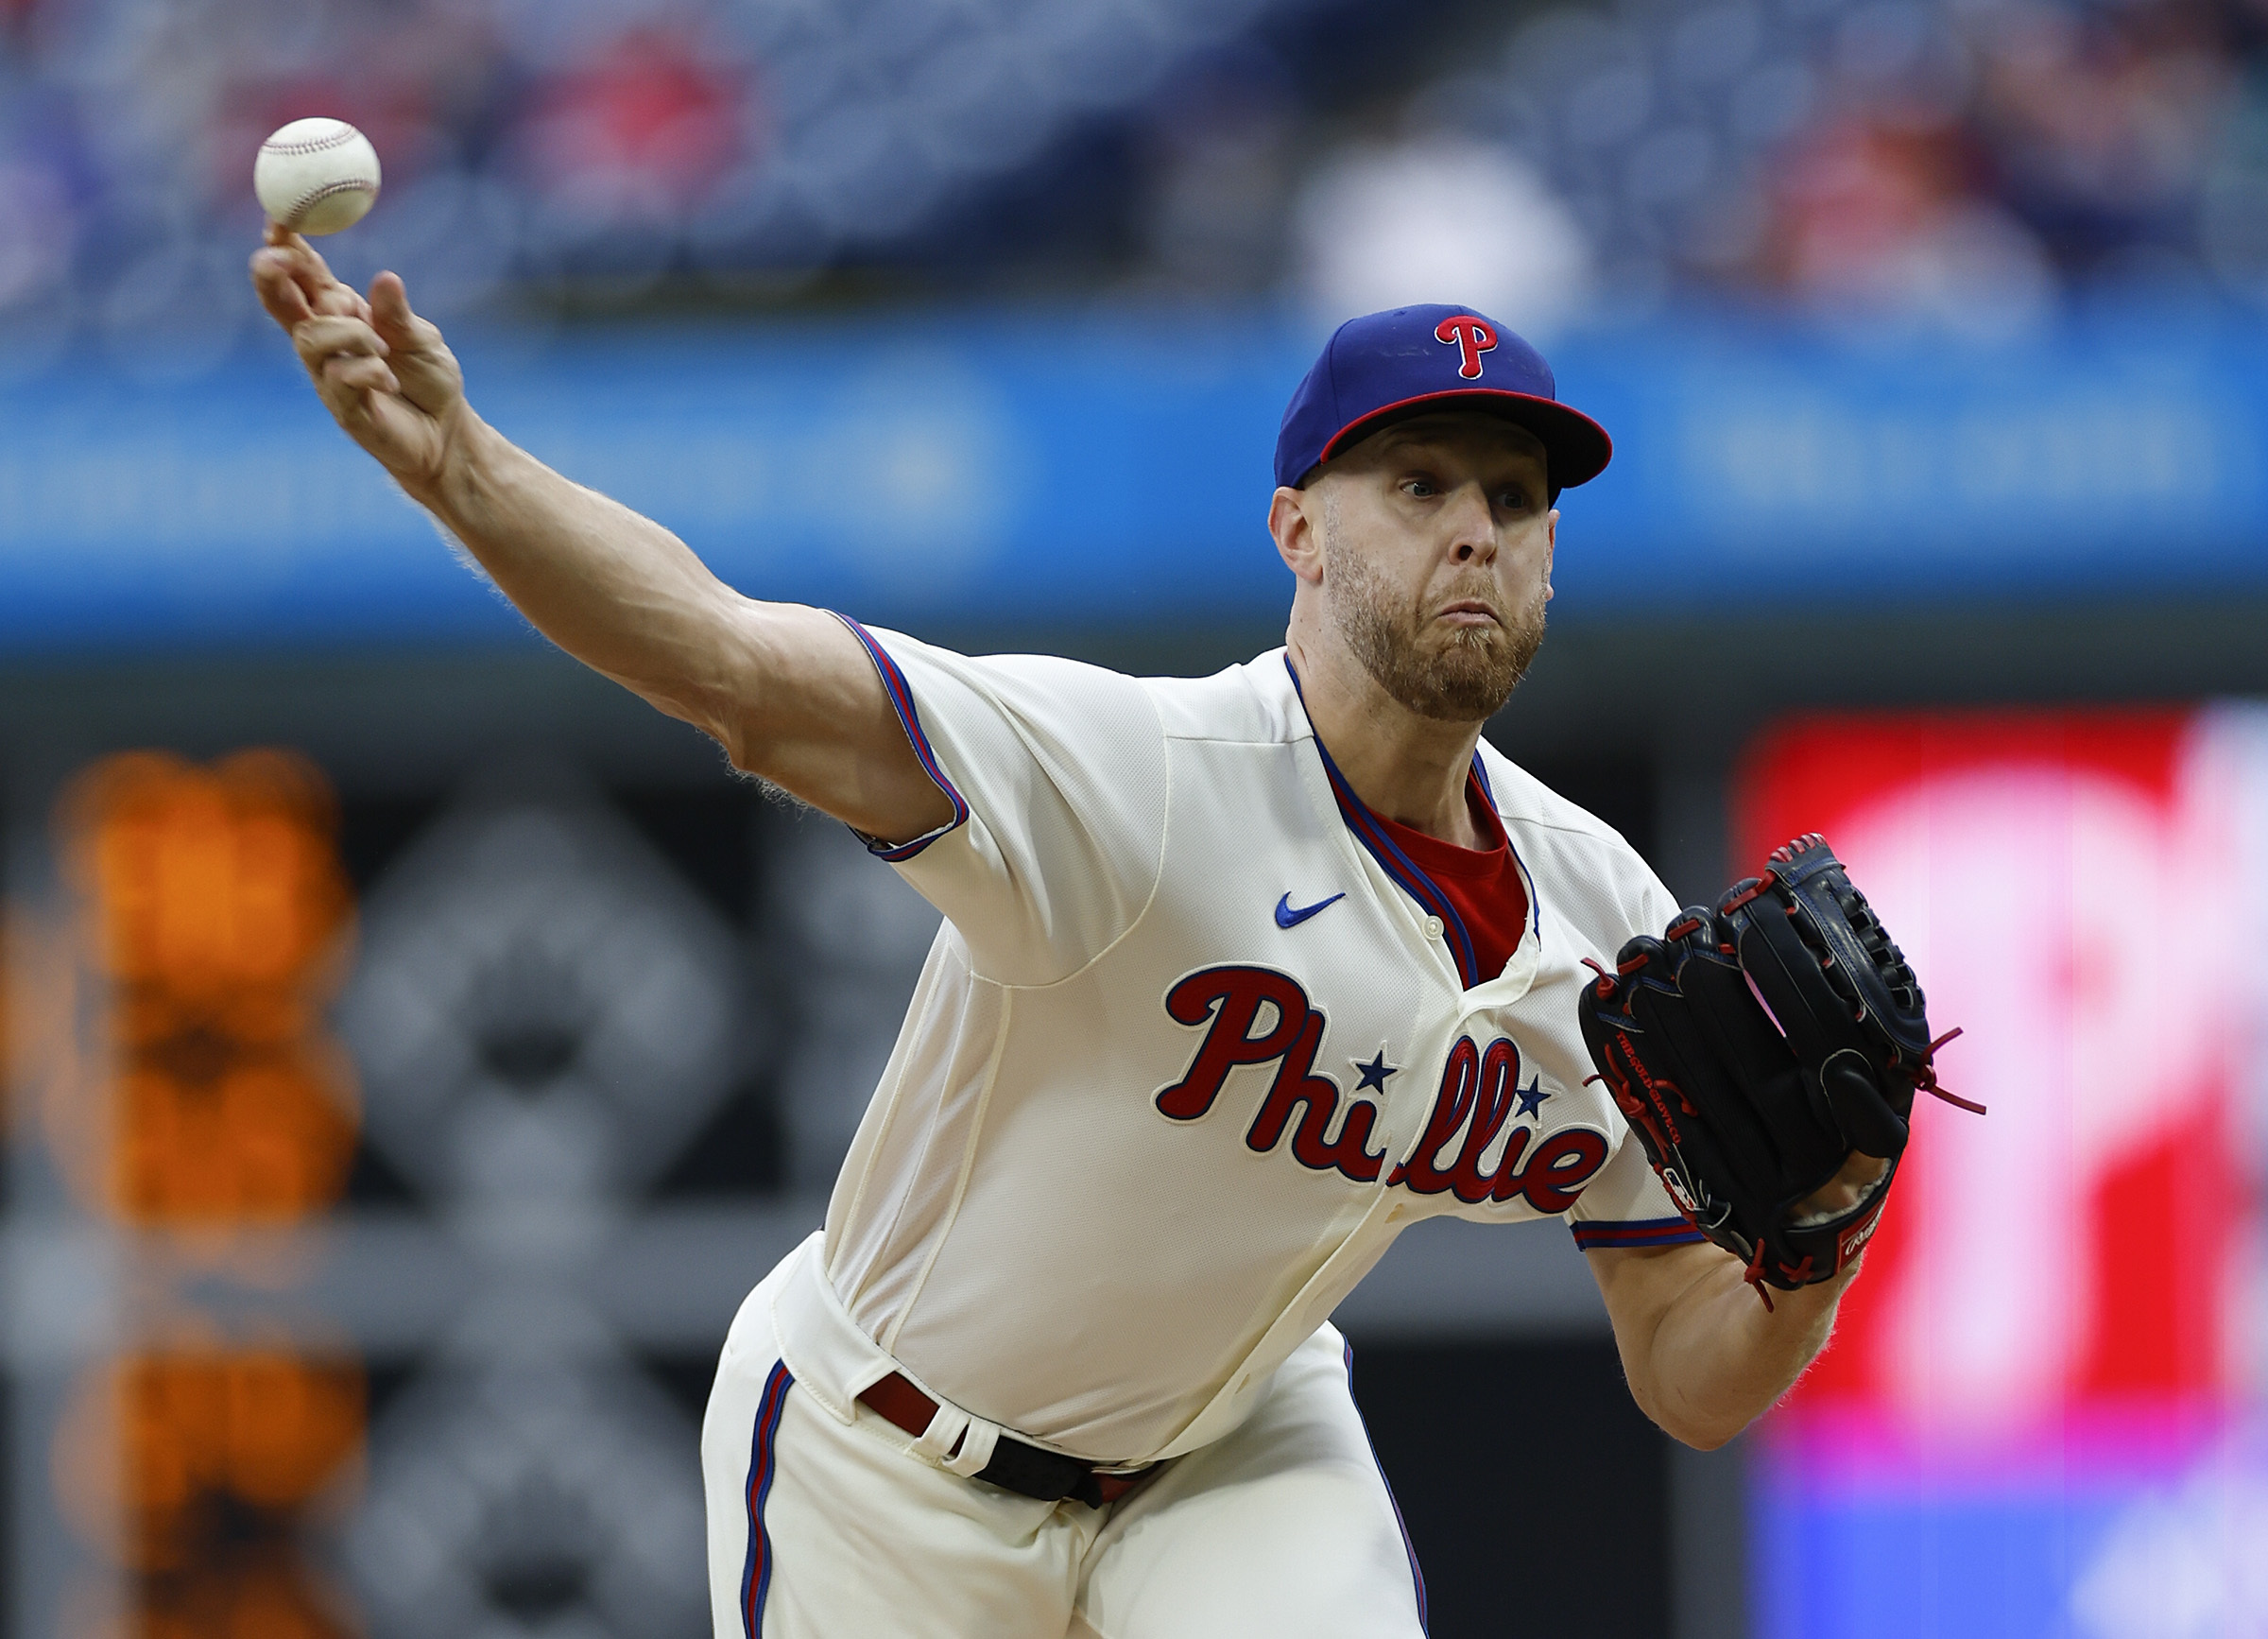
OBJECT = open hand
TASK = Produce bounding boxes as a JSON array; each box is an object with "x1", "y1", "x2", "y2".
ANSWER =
[{"x1": 249, "y1": 223, "x2": 466, "y2": 496}]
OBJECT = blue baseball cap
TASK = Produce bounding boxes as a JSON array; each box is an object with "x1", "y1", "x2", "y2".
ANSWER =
[{"x1": 1274, "y1": 303, "x2": 1612, "y2": 497}]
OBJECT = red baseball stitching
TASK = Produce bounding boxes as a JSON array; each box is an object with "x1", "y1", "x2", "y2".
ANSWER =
[
  {"x1": 263, "y1": 129, "x2": 364, "y2": 157},
  {"x1": 279, "y1": 177, "x2": 378, "y2": 225}
]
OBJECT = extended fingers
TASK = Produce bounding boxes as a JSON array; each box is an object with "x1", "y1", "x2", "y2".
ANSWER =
[
  {"x1": 250, "y1": 247, "x2": 315, "y2": 328},
  {"x1": 366, "y1": 269, "x2": 464, "y2": 414},
  {"x1": 291, "y1": 314, "x2": 391, "y2": 388},
  {"x1": 292, "y1": 312, "x2": 386, "y2": 358},
  {"x1": 313, "y1": 278, "x2": 371, "y2": 320},
  {"x1": 368, "y1": 271, "x2": 433, "y2": 349},
  {"x1": 323, "y1": 353, "x2": 401, "y2": 395},
  {"x1": 264, "y1": 224, "x2": 337, "y2": 287},
  {"x1": 252, "y1": 225, "x2": 369, "y2": 327}
]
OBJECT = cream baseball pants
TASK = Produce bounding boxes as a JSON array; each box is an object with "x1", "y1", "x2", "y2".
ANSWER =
[{"x1": 701, "y1": 1243, "x2": 1429, "y2": 1638}]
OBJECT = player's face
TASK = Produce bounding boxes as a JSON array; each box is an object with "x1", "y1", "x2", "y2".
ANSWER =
[{"x1": 1311, "y1": 417, "x2": 1555, "y2": 723}]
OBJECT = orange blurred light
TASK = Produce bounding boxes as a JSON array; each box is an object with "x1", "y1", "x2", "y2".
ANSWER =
[
  {"x1": 42, "y1": 749, "x2": 369, "y2": 1637},
  {"x1": 109, "y1": 1055, "x2": 357, "y2": 1226},
  {"x1": 55, "y1": 1350, "x2": 366, "y2": 1575},
  {"x1": 46, "y1": 749, "x2": 358, "y2": 1225},
  {"x1": 61, "y1": 750, "x2": 350, "y2": 1011},
  {"x1": 136, "y1": 1554, "x2": 353, "y2": 1639}
]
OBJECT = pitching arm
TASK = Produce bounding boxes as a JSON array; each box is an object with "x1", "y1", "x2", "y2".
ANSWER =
[{"x1": 248, "y1": 228, "x2": 952, "y2": 845}]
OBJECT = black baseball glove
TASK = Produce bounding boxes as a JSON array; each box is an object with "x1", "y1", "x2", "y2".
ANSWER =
[{"x1": 1576, "y1": 834, "x2": 1978, "y2": 1302}]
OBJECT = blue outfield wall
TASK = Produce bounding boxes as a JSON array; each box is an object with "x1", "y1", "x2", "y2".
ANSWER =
[{"x1": 2, "y1": 308, "x2": 2264, "y2": 651}]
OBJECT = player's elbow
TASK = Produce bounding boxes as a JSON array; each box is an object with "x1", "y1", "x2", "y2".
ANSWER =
[
  {"x1": 1625, "y1": 1376, "x2": 1750, "y2": 1451},
  {"x1": 1650, "y1": 1403, "x2": 1750, "y2": 1451},
  {"x1": 1666, "y1": 1418, "x2": 1743, "y2": 1453}
]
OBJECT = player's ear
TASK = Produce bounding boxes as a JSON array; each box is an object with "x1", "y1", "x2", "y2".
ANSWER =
[
  {"x1": 1269, "y1": 484, "x2": 1325, "y2": 587},
  {"x1": 1544, "y1": 508, "x2": 1557, "y2": 601}
]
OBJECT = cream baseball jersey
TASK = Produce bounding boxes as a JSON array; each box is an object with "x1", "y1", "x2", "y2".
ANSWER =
[{"x1": 816, "y1": 619, "x2": 1702, "y2": 1466}]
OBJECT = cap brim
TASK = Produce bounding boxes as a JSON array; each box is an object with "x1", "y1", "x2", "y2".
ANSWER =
[{"x1": 1317, "y1": 388, "x2": 1613, "y2": 492}]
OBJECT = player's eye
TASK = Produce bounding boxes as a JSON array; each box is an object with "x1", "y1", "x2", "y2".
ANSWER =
[
  {"x1": 1400, "y1": 476, "x2": 1438, "y2": 499},
  {"x1": 1498, "y1": 487, "x2": 1532, "y2": 512}
]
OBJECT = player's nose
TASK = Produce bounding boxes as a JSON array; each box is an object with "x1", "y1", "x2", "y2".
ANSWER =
[{"x1": 1444, "y1": 481, "x2": 1498, "y2": 565}]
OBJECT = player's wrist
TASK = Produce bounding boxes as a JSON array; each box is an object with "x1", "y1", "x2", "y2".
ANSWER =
[
  {"x1": 1739, "y1": 1257, "x2": 1854, "y2": 1329},
  {"x1": 408, "y1": 401, "x2": 496, "y2": 514}
]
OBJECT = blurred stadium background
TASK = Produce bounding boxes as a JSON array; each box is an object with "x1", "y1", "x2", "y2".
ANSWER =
[{"x1": 3, "y1": 0, "x2": 2268, "y2": 1634}]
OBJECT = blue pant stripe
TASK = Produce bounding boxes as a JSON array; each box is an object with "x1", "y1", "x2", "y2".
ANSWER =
[{"x1": 739, "y1": 1362, "x2": 795, "y2": 1636}]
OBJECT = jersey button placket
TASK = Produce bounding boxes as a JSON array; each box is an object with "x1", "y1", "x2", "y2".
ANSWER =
[{"x1": 1412, "y1": 908, "x2": 1457, "y2": 991}]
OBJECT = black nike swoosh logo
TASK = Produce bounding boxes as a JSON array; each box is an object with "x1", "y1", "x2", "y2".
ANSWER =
[{"x1": 1275, "y1": 891, "x2": 1346, "y2": 929}]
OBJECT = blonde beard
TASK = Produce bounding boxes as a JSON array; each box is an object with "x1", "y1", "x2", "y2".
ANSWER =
[{"x1": 1323, "y1": 534, "x2": 1546, "y2": 723}]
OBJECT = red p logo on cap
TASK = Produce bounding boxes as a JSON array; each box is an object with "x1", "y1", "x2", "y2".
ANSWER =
[{"x1": 1435, "y1": 315, "x2": 1498, "y2": 380}]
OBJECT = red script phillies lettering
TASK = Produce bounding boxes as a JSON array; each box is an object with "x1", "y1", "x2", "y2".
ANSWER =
[
  {"x1": 1154, "y1": 967, "x2": 1386, "y2": 1183},
  {"x1": 1390, "y1": 1034, "x2": 1609, "y2": 1211},
  {"x1": 1154, "y1": 973, "x2": 1609, "y2": 1210}
]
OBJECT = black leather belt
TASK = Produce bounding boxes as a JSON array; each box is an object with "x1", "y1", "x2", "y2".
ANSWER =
[{"x1": 856, "y1": 1372, "x2": 1156, "y2": 1508}]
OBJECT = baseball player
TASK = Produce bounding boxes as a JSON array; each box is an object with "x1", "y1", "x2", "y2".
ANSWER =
[{"x1": 252, "y1": 229, "x2": 1892, "y2": 1637}]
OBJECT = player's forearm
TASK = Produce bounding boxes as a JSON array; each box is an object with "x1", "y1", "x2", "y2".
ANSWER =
[
  {"x1": 1631, "y1": 1257, "x2": 1849, "y2": 1450},
  {"x1": 410, "y1": 411, "x2": 761, "y2": 741}
]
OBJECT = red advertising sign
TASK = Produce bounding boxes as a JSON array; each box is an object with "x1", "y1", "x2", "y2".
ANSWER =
[{"x1": 1736, "y1": 711, "x2": 2241, "y2": 1431}]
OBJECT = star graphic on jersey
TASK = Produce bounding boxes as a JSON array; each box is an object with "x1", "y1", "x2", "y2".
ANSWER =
[
  {"x1": 1351, "y1": 1051, "x2": 1398, "y2": 1095},
  {"x1": 1514, "y1": 1076, "x2": 1550, "y2": 1118}
]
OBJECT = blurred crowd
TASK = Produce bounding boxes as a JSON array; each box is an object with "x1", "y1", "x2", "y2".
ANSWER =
[
  {"x1": 2, "y1": 0, "x2": 2267, "y2": 367},
  {"x1": 0, "y1": 0, "x2": 1307, "y2": 373},
  {"x1": 1363, "y1": 0, "x2": 2268, "y2": 334}
]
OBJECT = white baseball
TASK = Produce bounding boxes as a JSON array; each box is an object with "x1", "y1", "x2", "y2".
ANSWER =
[{"x1": 254, "y1": 118, "x2": 382, "y2": 236}]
